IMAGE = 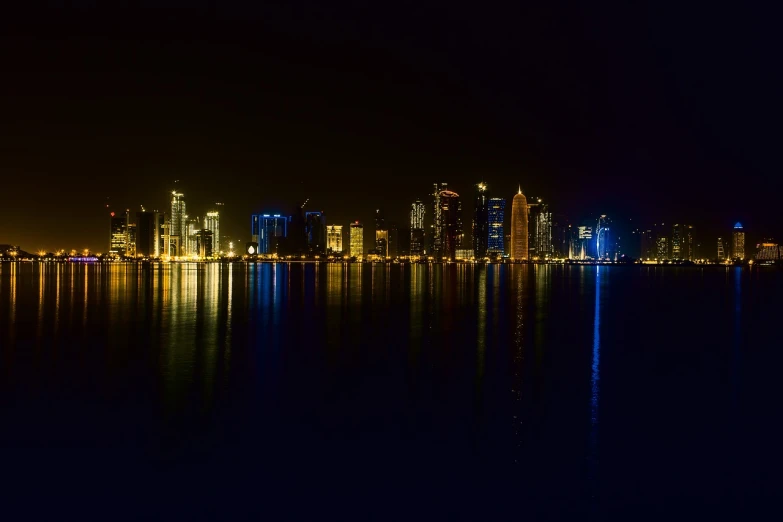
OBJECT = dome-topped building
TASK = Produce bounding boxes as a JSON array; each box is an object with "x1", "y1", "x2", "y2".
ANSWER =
[{"x1": 510, "y1": 187, "x2": 529, "y2": 261}]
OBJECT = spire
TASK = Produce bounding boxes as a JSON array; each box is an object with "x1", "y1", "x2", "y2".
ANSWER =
[{"x1": 518, "y1": 184, "x2": 522, "y2": 195}]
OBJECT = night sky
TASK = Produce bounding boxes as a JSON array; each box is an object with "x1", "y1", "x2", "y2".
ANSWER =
[{"x1": 2, "y1": 1, "x2": 781, "y2": 253}]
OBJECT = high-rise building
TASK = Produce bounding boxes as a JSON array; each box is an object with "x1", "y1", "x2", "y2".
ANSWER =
[
  {"x1": 196, "y1": 230, "x2": 213, "y2": 258},
  {"x1": 640, "y1": 229, "x2": 655, "y2": 260},
  {"x1": 487, "y1": 197, "x2": 505, "y2": 256},
  {"x1": 109, "y1": 211, "x2": 129, "y2": 256},
  {"x1": 375, "y1": 209, "x2": 388, "y2": 257},
  {"x1": 596, "y1": 215, "x2": 610, "y2": 260},
  {"x1": 656, "y1": 237, "x2": 669, "y2": 260},
  {"x1": 204, "y1": 211, "x2": 220, "y2": 254},
  {"x1": 473, "y1": 182, "x2": 489, "y2": 259},
  {"x1": 410, "y1": 200, "x2": 426, "y2": 256},
  {"x1": 186, "y1": 215, "x2": 200, "y2": 256},
  {"x1": 251, "y1": 214, "x2": 288, "y2": 255},
  {"x1": 136, "y1": 210, "x2": 162, "y2": 258},
  {"x1": 684, "y1": 225, "x2": 694, "y2": 261},
  {"x1": 431, "y1": 182, "x2": 448, "y2": 256},
  {"x1": 577, "y1": 226, "x2": 593, "y2": 259},
  {"x1": 305, "y1": 211, "x2": 326, "y2": 255},
  {"x1": 327, "y1": 225, "x2": 343, "y2": 254},
  {"x1": 126, "y1": 223, "x2": 137, "y2": 258},
  {"x1": 170, "y1": 191, "x2": 186, "y2": 256},
  {"x1": 732, "y1": 222, "x2": 745, "y2": 260},
  {"x1": 510, "y1": 188, "x2": 529, "y2": 261},
  {"x1": 527, "y1": 197, "x2": 552, "y2": 259},
  {"x1": 717, "y1": 237, "x2": 725, "y2": 260},
  {"x1": 388, "y1": 224, "x2": 399, "y2": 259},
  {"x1": 671, "y1": 224, "x2": 683, "y2": 259},
  {"x1": 438, "y1": 190, "x2": 462, "y2": 260},
  {"x1": 349, "y1": 221, "x2": 364, "y2": 258}
]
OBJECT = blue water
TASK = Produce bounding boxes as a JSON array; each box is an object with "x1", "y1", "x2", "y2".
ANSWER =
[{"x1": 1, "y1": 262, "x2": 780, "y2": 520}]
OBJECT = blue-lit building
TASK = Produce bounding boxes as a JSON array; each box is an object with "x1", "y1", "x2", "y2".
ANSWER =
[
  {"x1": 251, "y1": 214, "x2": 288, "y2": 254},
  {"x1": 487, "y1": 197, "x2": 505, "y2": 255}
]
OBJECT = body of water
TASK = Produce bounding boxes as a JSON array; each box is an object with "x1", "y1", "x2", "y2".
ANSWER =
[{"x1": 1, "y1": 262, "x2": 780, "y2": 520}]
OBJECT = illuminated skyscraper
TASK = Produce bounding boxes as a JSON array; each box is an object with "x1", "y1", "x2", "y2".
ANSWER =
[
  {"x1": 431, "y1": 182, "x2": 448, "y2": 256},
  {"x1": 350, "y1": 221, "x2": 364, "y2": 258},
  {"x1": 169, "y1": 191, "x2": 186, "y2": 256},
  {"x1": 717, "y1": 237, "x2": 725, "y2": 260},
  {"x1": 487, "y1": 197, "x2": 505, "y2": 255},
  {"x1": 375, "y1": 209, "x2": 388, "y2": 257},
  {"x1": 473, "y1": 183, "x2": 489, "y2": 259},
  {"x1": 656, "y1": 237, "x2": 668, "y2": 260},
  {"x1": 510, "y1": 188, "x2": 529, "y2": 261},
  {"x1": 109, "y1": 211, "x2": 129, "y2": 256},
  {"x1": 640, "y1": 229, "x2": 655, "y2": 260},
  {"x1": 327, "y1": 225, "x2": 343, "y2": 254},
  {"x1": 732, "y1": 222, "x2": 745, "y2": 260},
  {"x1": 204, "y1": 211, "x2": 220, "y2": 254},
  {"x1": 578, "y1": 226, "x2": 593, "y2": 259},
  {"x1": 410, "y1": 200, "x2": 425, "y2": 255},
  {"x1": 596, "y1": 215, "x2": 610, "y2": 260},
  {"x1": 136, "y1": 210, "x2": 162, "y2": 258},
  {"x1": 305, "y1": 211, "x2": 326, "y2": 255},
  {"x1": 438, "y1": 190, "x2": 462, "y2": 260},
  {"x1": 528, "y1": 197, "x2": 552, "y2": 259},
  {"x1": 196, "y1": 230, "x2": 213, "y2": 258},
  {"x1": 251, "y1": 214, "x2": 287, "y2": 254}
]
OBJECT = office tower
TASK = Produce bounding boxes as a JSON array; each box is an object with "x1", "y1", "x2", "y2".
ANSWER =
[
  {"x1": 251, "y1": 214, "x2": 288, "y2": 254},
  {"x1": 204, "y1": 211, "x2": 220, "y2": 254},
  {"x1": 640, "y1": 229, "x2": 655, "y2": 260},
  {"x1": 717, "y1": 237, "x2": 725, "y2": 260},
  {"x1": 196, "y1": 230, "x2": 213, "y2": 258},
  {"x1": 126, "y1": 223, "x2": 137, "y2": 257},
  {"x1": 375, "y1": 208, "x2": 388, "y2": 258},
  {"x1": 550, "y1": 216, "x2": 569, "y2": 258},
  {"x1": 170, "y1": 191, "x2": 186, "y2": 256},
  {"x1": 388, "y1": 224, "x2": 399, "y2": 259},
  {"x1": 527, "y1": 197, "x2": 552, "y2": 259},
  {"x1": 671, "y1": 224, "x2": 684, "y2": 259},
  {"x1": 656, "y1": 237, "x2": 669, "y2": 260},
  {"x1": 487, "y1": 197, "x2": 505, "y2": 255},
  {"x1": 431, "y1": 182, "x2": 448, "y2": 256},
  {"x1": 510, "y1": 188, "x2": 529, "y2": 261},
  {"x1": 136, "y1": 210, "x2": 162, "y2": 258},
  {"x1": 410, "y1": 200, "x2": 426, "y2": 256},
  {"x1": 684, "y1": 225, "x2": 694, "y2": 261},
  {"x1": 305, "y1": 211, "x2": 326, "y2": 255},
  {"x1": 438, "y1": 190, "x2": 462, "y2": 260},
  {"x1": 577, "y1": 226, "x2": 593, "y2": 259},
  {"x1": 732, "y1": 222, "x2": 745, "y2": 260},
  {"x1": 596, "y1": 215, "x2": 610, "y2": 260},
  {"x1": 473, "y1": 183, "x2": 489, "y2": 259},
  {"x1": 109, "y1": 211, "x2": 129, "y2": 256},
  {"x1": 186, "y1": 215, "x2": 200, "y2": 256},
  {"x1": 350, "y1": 221, "x2": 364, "y2": 258},
  {"x1": 327, "y1": 225, "x2": 343, "y2": 254}
]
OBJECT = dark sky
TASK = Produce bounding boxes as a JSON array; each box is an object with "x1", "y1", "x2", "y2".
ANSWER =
[{"x1": 1, "y1": 1, "x2": 781, "y2": 252}]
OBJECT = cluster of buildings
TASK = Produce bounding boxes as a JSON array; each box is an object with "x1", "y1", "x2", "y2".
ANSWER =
[{"x1": 107, "y1": 192, "x2": 228, "y2": 260}]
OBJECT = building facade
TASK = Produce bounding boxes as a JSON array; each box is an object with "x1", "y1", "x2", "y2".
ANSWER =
[
  {"x1": 204, "y1": 211, "x2": 220, "y2": 254},
  {"x1": 169, "y1": 191, "x2": 186, "y2": 256},
  {"x1": 473, "y1": 183, "x2": 489, "y2": 259},
  {"x1": 732, "y1": 222, "x2": 745, "y2": 259},
  {"x1": 510, "y1": 189, "x2": 529, "y2": 261},
  {"x1": 438, "y1": 190, "x2": 462, "y2": 260},
  {"x1": 487, "y1": 197, "x2": 505, "y2": 255},
  {"x1": 410, "y1": 200, "x2": 426, "y2": 256},
  {"x1": 327, "y1": 225, "x2": 343, "y2": 254},
  {"x1": 109, "y1": 211, "x2": 129, "y2": 256},
  {"x1": 349, "y1": 221, "x2": 364, "y2": 258}
]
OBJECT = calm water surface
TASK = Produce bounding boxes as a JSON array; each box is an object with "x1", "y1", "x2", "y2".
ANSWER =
[{"x1": 1, "y1": 262, "x2": 780, "y2": 520}]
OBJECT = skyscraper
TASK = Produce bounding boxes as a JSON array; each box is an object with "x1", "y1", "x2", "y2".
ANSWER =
[
  {"x1": 510, "y1": 188, "x2": 529, "y2": 261},
  {"x1": 350, "y1": 221, "x2": 364, "y2": 258},
  {"x1": 431, "y1": 182, "x2": 448, "y2": 256},
  {"x1": 388, "y1": 224, "x2": 398, "y2": 259},
  {"x1": 196, "y1": 229, "x2": 213, "y2": 258},
  {"x1": 527, "y1": 197, "x2": 552, "y2": 259},
  {"x1": 327, "y1": 225, "x2": 343, "y2": 254},
  {"x1": 656, "y1": 237, "x2": 668, "y2": 260},
  {"x1": 438, "y1": 190, "x2": 462, "y2": 260},
  {"x1": 136, "y1": 210, "x2": 162, "y2": 258},
  {"x1": 640, "y1": 229, "x2": 655, "y2": 260},
  {"x1": 473, "y1": 183, "x2": 489, "y2": 259},
  {"x1": 305, "y1": 211, "x2": 326, "y2": 255},
  {"x1": 596, "y1": 215, "x2": 610, "y2": 260},
  {"x1": 487, "y1": 197, "x2": 505, "y2": 256},
  {"x1": 717, "y1": 237, "x2": 725, "y2": 260},
  {"x1": 109, "y1": 211, "x2": 129, "y2": 256},
  {"x1": 204, "y1": 211, "x2": 220, "y2": 254},
  {"x1": 732, "y1": 222, "x2": 745, "y2": 260},
  {"x1": 169, "y1": 191, "x2": 186, "y2": 256},
  {"x1": 251, "y1": 214, "x2": 287, "y2": 255},
  {"x1": 410, "y1": 200, "x2": 425, "y2": 256},
  {"x1": 375, "y1": 209, "x2": 388, "y2": 258}
]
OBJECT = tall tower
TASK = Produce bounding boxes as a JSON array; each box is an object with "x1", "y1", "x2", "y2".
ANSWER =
[
  {"x1": 410, "y1": 200, "x2": 426, "y2": 256},
  {"x1": 375, "y1": 208, "x2": 388, "y2": 258},
  {"x1": 327, "y1": 225, "x2": 343, "y2": 254},
  {"x1": 473, "y1": 182, "x2": 489, "y2": 259},
  {"x1": 350, "y1": 221, "x2": 364, "y2": 258},
  {"x1": 487, "y1": 198, "x2": 506, "y2": 256},
  {"x1": 431, "y1": 182, "x2": 448, "y2": 256},
  {"x1": 510, "y1": 187, "x2": 529, "y2": 261},
  {"x1": 438, "y1": 190, "x2": 462, "y2": 260},
  {"x1": 732, "y1": 222, "x2": 745, "y2": 260},
  {"x1": 170, "y1": 191, "x2": 186, "y2": 256},
  {"x1": 204, "y1": 210, "x2": 220, "y2": 254}
]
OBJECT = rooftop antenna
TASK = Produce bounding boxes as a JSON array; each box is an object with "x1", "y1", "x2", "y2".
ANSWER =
[{"x1": 301, "y1": 198, "x2": 310, "y2": 209}]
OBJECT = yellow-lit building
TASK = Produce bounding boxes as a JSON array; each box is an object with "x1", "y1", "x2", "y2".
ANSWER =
[
  {"x1": 510, "y1": 187, "x2": 529, "y2": 260},
  {"x1": 327, "y1": 225, "x2": 343, "y2": 254},
  {"x1": 349, "y1": 221, "x2": 363, "y2": 258}
]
